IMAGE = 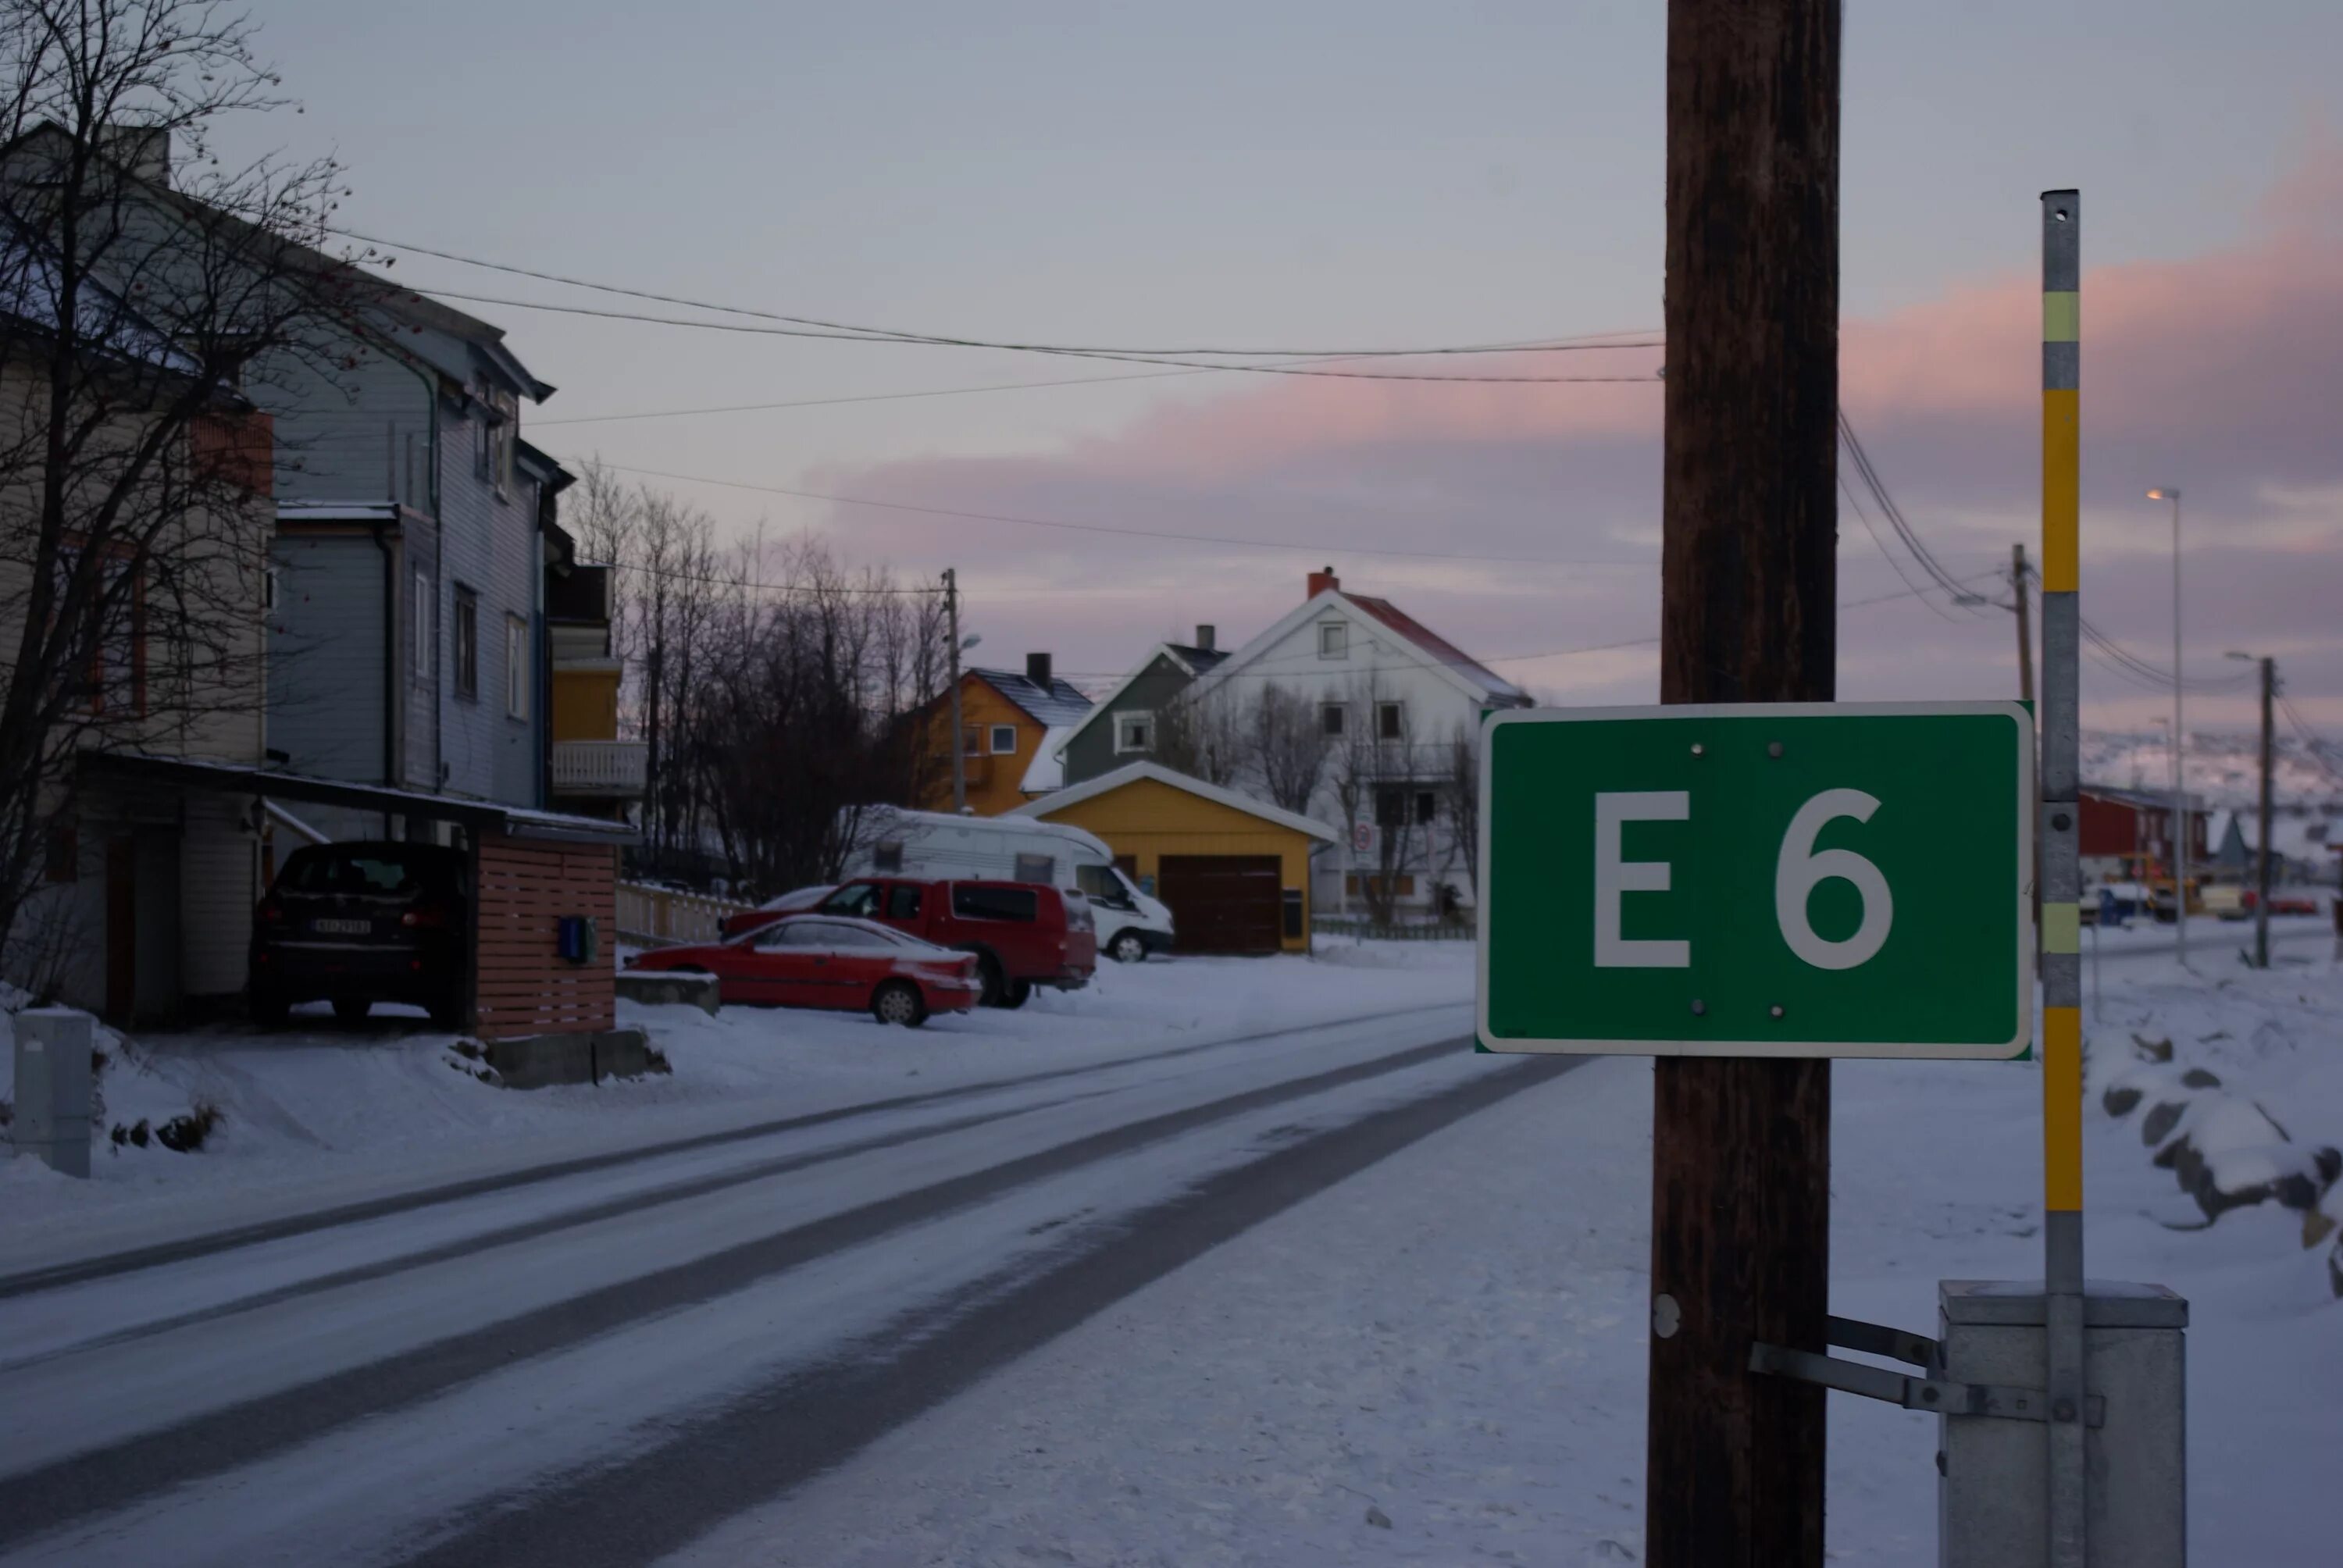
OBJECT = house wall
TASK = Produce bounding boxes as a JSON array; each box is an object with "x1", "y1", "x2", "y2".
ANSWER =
[
  {"x1": 435, "y1": 397, "x2": 544, "y2": 808},
  {"x1": 269, "y1": 530, "x2": 389, "y2": 782},
  {"x1": 1028, "y1": 776, "x2": 1317, "y2": 953},
  {"x1": 916, "y1": 677, "x2": 1047, "y2": 817},
  {"x1": 1198, "y1": 597, "x2": 1487, "y2": 910},
  {"x1": 1061, "y1": 653, "x2": 1192, "y2": 787},
  {"x1": 261, "y1": 344, "x2": 434, "y2": 510}
]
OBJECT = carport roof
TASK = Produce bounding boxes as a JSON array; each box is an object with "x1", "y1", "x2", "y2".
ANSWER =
[{"x1": 80, "y1": 754, "x2": 640, "y2": 846}]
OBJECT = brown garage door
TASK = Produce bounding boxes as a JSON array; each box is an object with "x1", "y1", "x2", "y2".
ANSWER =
[{"x1": 1157, "y1": 854, "x2": 1282, "y2": 955}]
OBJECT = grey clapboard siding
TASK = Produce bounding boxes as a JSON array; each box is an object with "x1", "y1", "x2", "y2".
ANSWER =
[
  {"x1": 1063, "y1": 653, "x2": 1196, "y2": 786},
  {"x1": 435, "y1": 402, "x2": 542, "y2": 807},
  {"x1": 268, "y1": 533, "x2": 386, "y2": 782},
  {"x1": 261, "y1": 341, "x2": 433, "y2": 508}
]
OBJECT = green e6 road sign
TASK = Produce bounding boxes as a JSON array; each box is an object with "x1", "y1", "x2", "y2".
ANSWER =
[{"x1": 1477, "y1": 701, "x2": 2035, "y2": 1059}]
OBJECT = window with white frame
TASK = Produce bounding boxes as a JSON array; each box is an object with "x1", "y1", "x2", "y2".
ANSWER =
[
  {"x1": 1320, "y1": 702, "x2": 1346, "y2": 737},
  {"x1": 1317, "y1": 620, "x2": 1348, "y2": 659},
  {"x1": 1377, "y1": 700, "x2": 1403, "y2": 741},
  {"x1": 990, "y1": 724, "x2": 1018, "y2": 755},
  {"x1": 505, "y1": 614, "x2": 528, "y2": 718},
  {"x1": 1116, "y1": 711, "x2": 1154, "y2": 753}
]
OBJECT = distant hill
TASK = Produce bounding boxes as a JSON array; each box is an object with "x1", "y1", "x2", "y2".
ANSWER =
[{"x1": 2081, "y1": 730, "x2": 2343, "y2": 812}]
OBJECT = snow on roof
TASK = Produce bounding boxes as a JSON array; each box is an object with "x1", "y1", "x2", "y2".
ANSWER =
[
  {"x1": 1020, "y1": 725, "x2": 1077, "y2": 795},
  {"x1": 1164, "y1": 643, "x2": 1229, "y2": 674},
  {"x1": 1011, "y1": 761, "x2": 1339, "y2": 843},
  {"x1": 1344, "y1": 593, "x2": 1525, "y2": 702},
  {"x1": 971, "y1": 668, "x2": 1093, "y2": 728}
]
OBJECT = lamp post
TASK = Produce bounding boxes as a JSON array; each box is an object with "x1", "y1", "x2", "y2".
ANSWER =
[
  {"x1": 2227, "y1": 650, "x2": 2277, "y2": 969},
  {"x1": 2148, "y1": 487, "x2": 2186, "y2": 960}
]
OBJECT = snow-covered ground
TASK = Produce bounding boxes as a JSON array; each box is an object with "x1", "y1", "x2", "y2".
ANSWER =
[
  {"x1": 0, "y1": 940, "x2": 1467, "y2": 1263},
  {"x1": 677, "y1": 945, "x2": 2343, "y2": 1568},
  {"x1": 2, "y1": 939, "x2": 2335, "y2": 1565}
]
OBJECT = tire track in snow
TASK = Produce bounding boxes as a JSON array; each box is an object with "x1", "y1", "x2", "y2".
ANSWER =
[
  {"x1": 0, "y1": 1030, "x2": 1477, "y2": 1549},
  {"x1": 394, "y1": 1053, "x2": 1583, "y2": 1568},
  {"x1": 0, "y1": 1000, "x2": 1468, "y2": 1299}
]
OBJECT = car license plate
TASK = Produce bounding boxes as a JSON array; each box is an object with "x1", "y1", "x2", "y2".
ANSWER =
[{"x1": 312, "y1": 918, "x2": 369, "y2": 935}]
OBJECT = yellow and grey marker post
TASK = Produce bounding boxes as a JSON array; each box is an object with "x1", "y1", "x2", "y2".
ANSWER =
[{"x1": 2040, "y1": 189, "x2": 2088, "y2": 1568}]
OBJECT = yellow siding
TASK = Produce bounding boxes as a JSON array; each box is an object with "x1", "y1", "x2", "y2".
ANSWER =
[
  {"x1": 551, "y1": 666, "x2": 621, "y2": 742},
  {"x1": 916, "y1": 677, "x2": 1047, "y2": 817},
  {"x1": 1031, "y1": 776, "x2": 1319, "y2": 952}
]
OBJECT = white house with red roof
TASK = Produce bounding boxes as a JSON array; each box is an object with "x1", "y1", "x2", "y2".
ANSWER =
[{"x1": 1184, "y1": 566, "x2": 1532, "y2": 917}]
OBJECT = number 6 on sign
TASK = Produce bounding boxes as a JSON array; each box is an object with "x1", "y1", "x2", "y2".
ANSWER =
[{"x1": 1775, "y1": 789, "x2": 1893, "y2": 971}]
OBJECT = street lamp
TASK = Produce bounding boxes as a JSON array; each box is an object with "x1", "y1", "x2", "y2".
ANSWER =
[
  {"x1": 2148, "y1": 487, "x2": 2187, "y2": 960},
  {"x1": 2227, "y1": 650, "x2": 2277, "y2": 968}
]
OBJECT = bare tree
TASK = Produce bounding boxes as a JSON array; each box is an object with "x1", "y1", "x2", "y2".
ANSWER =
[
  {"x1": 0, "y1": 1, "x2": 350, "y2": 968},
  {"x1": 1248, "y1": 684, "x2": 1332, "y2": 815},
  {"x1": 1328, "y1": 674, "x2": 1425, "y2": 926},
  {"x1": 1436, "y1": 719, "x2": 1481, "y2": 920},
  {"x1": 1151, "y1": 682, "x2": 1243, "y2": 786}
]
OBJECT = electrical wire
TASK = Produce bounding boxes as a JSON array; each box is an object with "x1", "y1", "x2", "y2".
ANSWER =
[
  {"x1": 406, "y1": 288, "x2": 1663, "y2": 384},
  {"x1": 333, "y1": 222, "x2": 1661, "y2": 361},
  {"x1": 559, "y1": 458, "x2": 1649, "y2": 567},
  {"x1": 1839, "y1": 472, "x2": 1963, "y2": 624}
]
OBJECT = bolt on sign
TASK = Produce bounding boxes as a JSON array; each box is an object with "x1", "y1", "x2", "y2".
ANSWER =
[{"x1": 1477, "y1": 702, "x2": 2035, "y2": 1058}]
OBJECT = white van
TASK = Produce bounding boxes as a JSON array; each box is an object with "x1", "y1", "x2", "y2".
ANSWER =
[{"x1": 845, "y1": 807, "x2": 1175, "y2": 962}]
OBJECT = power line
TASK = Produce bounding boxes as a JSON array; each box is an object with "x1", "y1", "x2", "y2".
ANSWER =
[
  {"x1": 408, "y1": 287, "x2": 1663, "y2": 384},
  {"x1": 559, "y1": 458, "x2": 1651, "y2": 567},
  {"x1": 1838, "y1": 472, "x2": 1963, "y2": 624},
  {"x1": 533, "y1": 365, "x2": 1228, "y2": 427},
  {"x1": 333, "y1": 222, "x2": 1661, "y2": 362}
]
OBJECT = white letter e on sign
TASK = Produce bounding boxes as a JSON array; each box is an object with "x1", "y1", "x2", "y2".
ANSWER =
[{"x1": 1593, "y1": 791, "x2": 1691, "y2": 968}]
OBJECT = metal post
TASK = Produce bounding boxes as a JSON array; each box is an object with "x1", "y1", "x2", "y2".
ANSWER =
[
  {"x1": 944, "y1": 568, "x2": 966, "y2": 814},
  {"x1": 1649, "y1": 4, "x2": 1839, "y2": 1563},
  {"x1": 2162, "y1": 490, "x2": 2186, "y2": 961},
  {"x1": 2013, "y1": 543, "x2": 2035, "y2": 706},
  {"x1": 2256, "y1": 655, "x2": 2274, "y2": 969},
  {"x1": 2039, "y1": 188, "x2": 2089, "y2": 1568}
]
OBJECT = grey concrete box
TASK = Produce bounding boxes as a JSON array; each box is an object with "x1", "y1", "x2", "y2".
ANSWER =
[
  {"x1": 1938, "y1": 1280, "x2": 2187, "y2": 1568},
  {"x1": 12, "y1": 1009, "x2": 94, "y2": 1178}
]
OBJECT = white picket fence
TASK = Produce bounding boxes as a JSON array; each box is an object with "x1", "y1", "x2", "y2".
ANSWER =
[{"x1": 615, "y1": 882, "x2": 755, "y2": 948}]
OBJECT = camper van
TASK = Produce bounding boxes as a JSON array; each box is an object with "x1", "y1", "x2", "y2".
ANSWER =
[{"x1": 843, "y1": 808, "x2": 1175, "y2": 963}]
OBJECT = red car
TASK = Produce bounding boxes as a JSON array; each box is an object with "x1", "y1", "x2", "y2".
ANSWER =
[
  {"x1": 721, "y1": 878, "x2": 1094, "y2": 1009},
  {"x1": 627, "y1": 914, "x2": 982, "y2": 1026}
]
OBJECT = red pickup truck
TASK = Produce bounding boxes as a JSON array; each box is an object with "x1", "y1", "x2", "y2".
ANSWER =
[{"x1": 724, "y1": 878, "x2": 1094, "y2": 1008}]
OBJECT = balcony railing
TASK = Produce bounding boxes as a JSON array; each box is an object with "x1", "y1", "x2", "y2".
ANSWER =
[{"x1": 551, "y1": 738, "x2": 648, "y2": 797}]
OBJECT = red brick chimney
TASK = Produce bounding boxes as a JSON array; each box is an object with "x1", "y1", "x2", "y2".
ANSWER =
[{"x1": 1307, "y1": 565, "x2": 1340, "y2": 599}]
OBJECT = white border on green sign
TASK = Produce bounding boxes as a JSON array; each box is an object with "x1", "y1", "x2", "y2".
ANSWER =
[{"x1": 1475, "y1": 700, "x2": 2036, "y2": 1060}]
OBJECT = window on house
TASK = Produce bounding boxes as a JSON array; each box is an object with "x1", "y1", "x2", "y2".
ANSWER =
[
  {"x1": 1117, "y1": 711, "x2": 1154, "y2": 753},
  {"x1": 990, "y1": 724, "x2": 1018, "y2": 756},
  {"x1": 505, "y1": 614, "x2": 528, "y2": 719},
  {"x1": 1375, "y1": 785, "x2": 1407, "y2": 829},
  {"x1": 453, "y1": 588, "x2": 479, "y2": 700},
  {"x1": 52, "y1": 544, "x2": 147, "y2": 717},
  {"x1": 412, "y1": 569, "x2": 431, "y2": 682},
  {"x1": 1318, "y1": 621, "x2": 1347, "y2": 659},
  {"x1": 961, "y1": 725, "x2": 984, "y2": 757},
  {"x1": 1416, "y1": 789, "x2": 1437, "y2": 825},
  {"x1": 872, "y1": 840, "x2": 904, "y2": 873},
  {"x1": 1378, "y1": 701, "x2": 1404, "y2": 741},
  {"x1": 1321, "y1": 702, "x2": 1346, "y2": 738}
]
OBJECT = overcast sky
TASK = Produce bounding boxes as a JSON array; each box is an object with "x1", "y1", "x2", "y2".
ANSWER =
[{"x1": 219, "y1": 2, "x2": 2343, "y2": 732}]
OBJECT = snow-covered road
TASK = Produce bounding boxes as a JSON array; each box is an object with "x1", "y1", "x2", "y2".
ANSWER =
[{"x1": 0, "y1": 987, "x2": 1575, "y2": 1566}]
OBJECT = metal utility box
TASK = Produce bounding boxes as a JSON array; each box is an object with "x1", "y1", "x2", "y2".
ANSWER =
[
  {"x1": 1938, "y1": 1280, "x2": 2188, "y2": 1568},
  {"x1": 12, "y1": 1008, "x2": 94, "y2": 1178}
]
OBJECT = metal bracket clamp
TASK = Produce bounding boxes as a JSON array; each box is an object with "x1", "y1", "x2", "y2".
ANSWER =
[{"x1": 1749, "y1": 1317, "x2": 2105, "y2": 1427}]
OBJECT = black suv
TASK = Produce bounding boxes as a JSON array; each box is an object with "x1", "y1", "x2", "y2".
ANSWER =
[{"x1": 250, "y1": 842, "x2": 469, "y2": 1026}]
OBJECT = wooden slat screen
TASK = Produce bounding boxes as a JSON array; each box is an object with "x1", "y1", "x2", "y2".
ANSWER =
[{"x1": 473, "y1": 836, "x2": 617, "y2": 1040}]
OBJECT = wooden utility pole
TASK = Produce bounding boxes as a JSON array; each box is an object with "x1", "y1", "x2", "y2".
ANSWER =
[
  {"x1": 1649, "y1": 3, "x2": 1839, "y2": 1564},
  {"x1": 945, "y1": 568, "x2": 966, "y2": 813},
  {"x1": 2013, "y1": 543, "x2": 2035, "y2": 704}
]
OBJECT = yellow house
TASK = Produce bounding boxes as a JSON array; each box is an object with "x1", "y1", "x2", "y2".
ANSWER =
[
  {"x1": 1011, "y1": 761, "x2": 1338, "y2": 953},
  {"x1": 917, "y1": 655, "x2": 1093, "y2": 818}
]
